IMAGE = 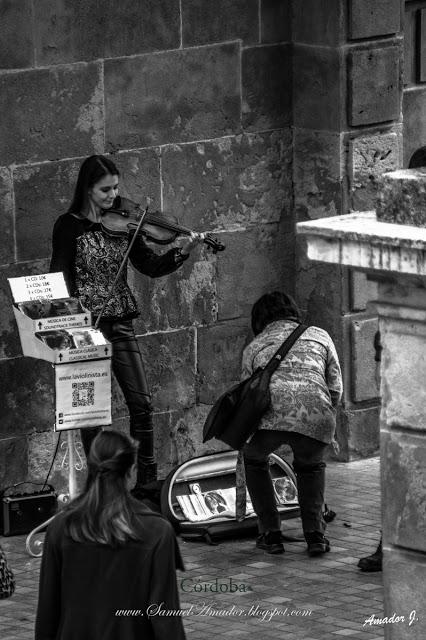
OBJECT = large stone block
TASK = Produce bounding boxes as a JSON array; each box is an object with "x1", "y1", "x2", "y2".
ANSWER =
[
  {"x1": 348, "y1": 129, "x2": 402, "y2": 211},
  {"x1": 403, "y1": 88, "x2": 426, "y2": 167},
  {"x1": 381, "y1": 317, "x2": 426, "y2": 430},
  {"x1": 349, "y1": 129, "x2": 402, "y2": 212},
  {"x1": 348, "y1": 45, "x2": 402, "y2": 127},
  {"x1": 34, "y1": 0, "x2": 180, "y2": 65},
  {"x1": 350, "y1": 271, "x2": 378, "y2": 312},
  {"x1": 293, "y1": 45, "x2": 344, "y2": 131},
  {"x1": 383, "y1": 548, "x2": 426, "y2": 639},
  {"x1": 351, "y1": 316, "x2": 380, "y2": 403},
  {"x1": 293, "y1": 0, "x2": 345, "y2": 46},
  {"x1": 0, "y1": 0, "x2": 34, "y2": 69},
  {"x1": 216, "y1": 224, "x2": 295, "y2": 321},
  {"x1": 164, "y1": 407, "x2": 227, "y2": 474},
  {"x1": 293, "y1": 129, "x2": 344, "y2": 222},
  {"x1": 242, "y1": 44, "x2": 292, "y2": 132},
  {"x1": 105, "y1": 44, "x2": 240, "y2": 149},
  {"x1": 382, "y1": 431, "x2": 426, "y2": 554},
  {"x1": 0, "y1": 260, "x2": 49, "y2": 360},
  {"x1": 131, "y1": 248, "x2": 217, "y2": 335},
  {"x1": 28, "y1": 429, "x2": 80, "y2": 493},
  {"x1": 0, "y1": 168, "x2": 14, "y2": 264},
  {"x1": 406, "y1": 92, "x2": 426, "y2": 166},
  {"x1": 0, "y1": 64, "x2": 103, "y2": 166},
  {"x1": 161, "y1": 131, "x2": 292, "y2": 232},
  {"x1": 115, "y1": 149, "x2": 161, "y2": 209},
  {"x1": 0, "y1": 356, "x2": 54, "y2": 437},
  {"x1": 261, "y1": 0, "x2": 291, "y2": 44},
  {"x1": 298, "y1": 261, "x2": 345, "y2": 345},
  {"x1": 197, "y1": 321, "x2": 249, "y2": 404},
  {"x1": 349, "y1": 0, "x2": 401, "y2": 40},
  {"x1": 14, "y1": 159, "x2": 82, "y2": 262},
  {"x1": 0, "y1": 436, "x2": 28, "y2": 487},
  {"x1": 182, "y1": 0, "x2": 258, "y2": 46},
  {"x1": 376, "y1": 168, "x2": 426, "y2": 227},
  {"x1": 137, "y1": 328, "x2": 196, "y2": 412},
  {"x1": 333, "y1": 406, "x2": 380, "y2": 461}
]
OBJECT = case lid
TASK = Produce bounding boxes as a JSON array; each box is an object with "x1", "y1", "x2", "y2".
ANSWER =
[{"x1": 8, "y1": 272, "x2": 68, "y2": 303}]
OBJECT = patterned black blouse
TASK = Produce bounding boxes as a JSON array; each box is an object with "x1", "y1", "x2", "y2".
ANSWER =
[{"x1": 50, "y1": 213, "x2": 187, "y2": 322}]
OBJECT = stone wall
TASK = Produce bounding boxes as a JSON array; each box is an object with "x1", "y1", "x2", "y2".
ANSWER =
[
  {"x1": 0, "y1": 0, "x2": 293, "y2": 490},
  {"x1": 293, "y1": 0, "x2": 404, "y2": 460}
]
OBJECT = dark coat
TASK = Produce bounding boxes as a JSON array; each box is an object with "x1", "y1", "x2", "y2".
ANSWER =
[{"x1": 35, "y1": 505, "x2": 186, "y2": 640}]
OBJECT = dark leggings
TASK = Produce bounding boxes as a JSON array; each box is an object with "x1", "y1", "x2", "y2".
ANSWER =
[
  {"x1": 80, "y1": 318, "x2": 156, "y2": 486},
  {"x1": 243, "y1": 430, "x2": 328, "y2": 538}
]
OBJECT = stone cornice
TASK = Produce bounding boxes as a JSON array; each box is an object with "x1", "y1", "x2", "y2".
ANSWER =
[{"x1": 296, "y1": 211, "x2": 426, "y2": 277}]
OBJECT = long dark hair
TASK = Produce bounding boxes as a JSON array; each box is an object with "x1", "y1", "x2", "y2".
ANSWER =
[
  {"x1": 63, "y1": 430, "x2": 140, "y2": 546},
  {"x1": 68, "y1": 155, "x2": 119, "y2": 216},
  {"x1": 251, "y1": 291, "x2": 301, "y2": 336}
]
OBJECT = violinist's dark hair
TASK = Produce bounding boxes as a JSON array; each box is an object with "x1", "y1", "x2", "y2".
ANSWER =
[
  {"x1": 67, "y1": 155, "x2": 119, "y2": 216},
  {"x1": 251, "y1": 291, "x2": 301, "y2": 336},
  {"x1": 63, "y1": 430, "x2": 141, "y2": 546}
]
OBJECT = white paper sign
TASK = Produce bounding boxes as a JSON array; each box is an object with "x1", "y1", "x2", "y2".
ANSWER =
[
  {"x1": 55, "y1": 360, "x2": 112, "y2": 431},
  {"x1": 8, "y1": 272, "x2": 69, "y2": 303}
]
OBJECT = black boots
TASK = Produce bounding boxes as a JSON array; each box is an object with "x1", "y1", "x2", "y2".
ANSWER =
[
  {"x1": 256, "y1": 530, "x2": 285, "y2": 554},
  {"x1": 305, "y1": 531, "x2": 331, "y2": 556},
  {"x1": 358, "y1": 539, "x2": 382, "y2": 572}
]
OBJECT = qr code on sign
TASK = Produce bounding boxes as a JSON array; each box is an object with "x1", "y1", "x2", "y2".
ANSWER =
[{"x1": 72, "y1": 381, "x2": 95, "y2": 407}]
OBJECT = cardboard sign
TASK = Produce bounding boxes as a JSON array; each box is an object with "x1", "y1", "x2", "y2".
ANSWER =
[
  {"x1": 8, "y1": 273, "x2": 69, "y2": 302},
  {"x1": 54, "y1": 360, "x2": 112, "y2": 431}
]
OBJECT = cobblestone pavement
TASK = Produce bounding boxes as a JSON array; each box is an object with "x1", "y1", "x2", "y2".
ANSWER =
[{"x1": 1, "y1": 457, "x2": 385, "y2": 640}]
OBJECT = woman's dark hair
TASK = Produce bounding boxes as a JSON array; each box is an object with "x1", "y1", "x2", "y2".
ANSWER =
[
  {"x1": 63, "y1": 430, "x2": 140, "y2": 546},
  {"x1": 68, "y1": 155, "x2": 119, "y2": 216},
  {"x1": 251, "y1": 291, "x2": 301, "y2": 336}
]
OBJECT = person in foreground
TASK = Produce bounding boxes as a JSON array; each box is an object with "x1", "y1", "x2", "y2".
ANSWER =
[
  {"x1": 35, "y1": 430, "x2": 186, "y2": 640},
  {"x1": 242, "y1": 292, "x2": 343, "y2": 556},
  {"x1": 50, "y1": 154, "x2": 204, "y2": 496}
]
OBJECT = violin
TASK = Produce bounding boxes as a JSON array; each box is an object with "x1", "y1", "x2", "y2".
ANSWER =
[{"x1": 100, "y1": 196, "x2": 225, "y2": 254}]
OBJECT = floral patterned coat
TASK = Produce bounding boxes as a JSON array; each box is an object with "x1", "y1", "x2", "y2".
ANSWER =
[{"x1": 241, "y1": 320, "x2": 343, "y2": 444}]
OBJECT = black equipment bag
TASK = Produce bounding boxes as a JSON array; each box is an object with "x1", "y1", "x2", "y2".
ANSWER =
[
  {"x1": 203, "y1": 324, "x2": 308, "y2": 450},
  {"x1": 160, "y1": 450, "x2": 300, "y2": 544}
]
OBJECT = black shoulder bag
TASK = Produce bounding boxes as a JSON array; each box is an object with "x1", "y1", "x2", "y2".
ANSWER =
[{"x1": 203, "y1": 324, "x2": 308, "y2": 450}]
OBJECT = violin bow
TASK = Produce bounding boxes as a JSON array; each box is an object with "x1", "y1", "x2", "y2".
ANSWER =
[{"x1": 94, "y1": 205, "x2": 149, "y2": 330}]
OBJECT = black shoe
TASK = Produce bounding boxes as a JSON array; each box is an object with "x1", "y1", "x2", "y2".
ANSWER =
[
  {"x1": 357, "y1": 541, "x2": 382, "y2": 572},
  {"x1": 305, "y1": 531, "x2": 331, "y2": 556},
  {"x1": 256, "y1": 531, "x2": 285, "y2": 555}
]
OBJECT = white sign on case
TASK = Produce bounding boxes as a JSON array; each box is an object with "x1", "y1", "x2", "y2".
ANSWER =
[{"x1": 8, "y1": 272, "x2": 69, "y2": 303}]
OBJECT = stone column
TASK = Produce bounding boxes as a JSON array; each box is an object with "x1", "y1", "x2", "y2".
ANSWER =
[
  {"x1": 292, "y1": 0, "x2": 403, "y2": 460},
  {"x1": 297, "y1": 168, "x2": 426, "y2": 640}
]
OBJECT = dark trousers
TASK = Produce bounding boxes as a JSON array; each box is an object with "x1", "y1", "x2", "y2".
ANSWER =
[
  {"x1": 80, "y1": 319, "x2": 156, "y2": 486},
  {"x1": 243, "y1": 430, "x2": 328, "y2": 538}
]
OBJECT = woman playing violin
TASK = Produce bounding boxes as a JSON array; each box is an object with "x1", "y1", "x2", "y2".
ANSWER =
[{"x1": 50, "y1": 154, "x2": 204, "y2": 496}]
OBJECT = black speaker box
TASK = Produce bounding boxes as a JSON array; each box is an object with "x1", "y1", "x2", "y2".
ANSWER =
[{"x1": 1, "y1": 490, "x2": 57, "y2": 536}]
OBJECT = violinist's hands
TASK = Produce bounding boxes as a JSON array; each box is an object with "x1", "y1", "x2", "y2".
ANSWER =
[{"x1": 178, "y1": 231, "x2": 205, "y2": 255}]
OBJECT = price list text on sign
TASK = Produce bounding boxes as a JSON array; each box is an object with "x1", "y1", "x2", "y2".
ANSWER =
[{"x1": 8, "y1": 273, "x2": 69, "y2": 302}]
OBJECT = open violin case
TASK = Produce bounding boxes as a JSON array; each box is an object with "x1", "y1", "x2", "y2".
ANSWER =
[{"x1": 160, "y1": 450, "x2": 300, "y2": 544}]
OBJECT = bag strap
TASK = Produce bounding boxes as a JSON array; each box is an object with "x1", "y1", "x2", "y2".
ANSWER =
[{"x1": 263, "y1": 324, "x2": 308, "y2": 374}]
